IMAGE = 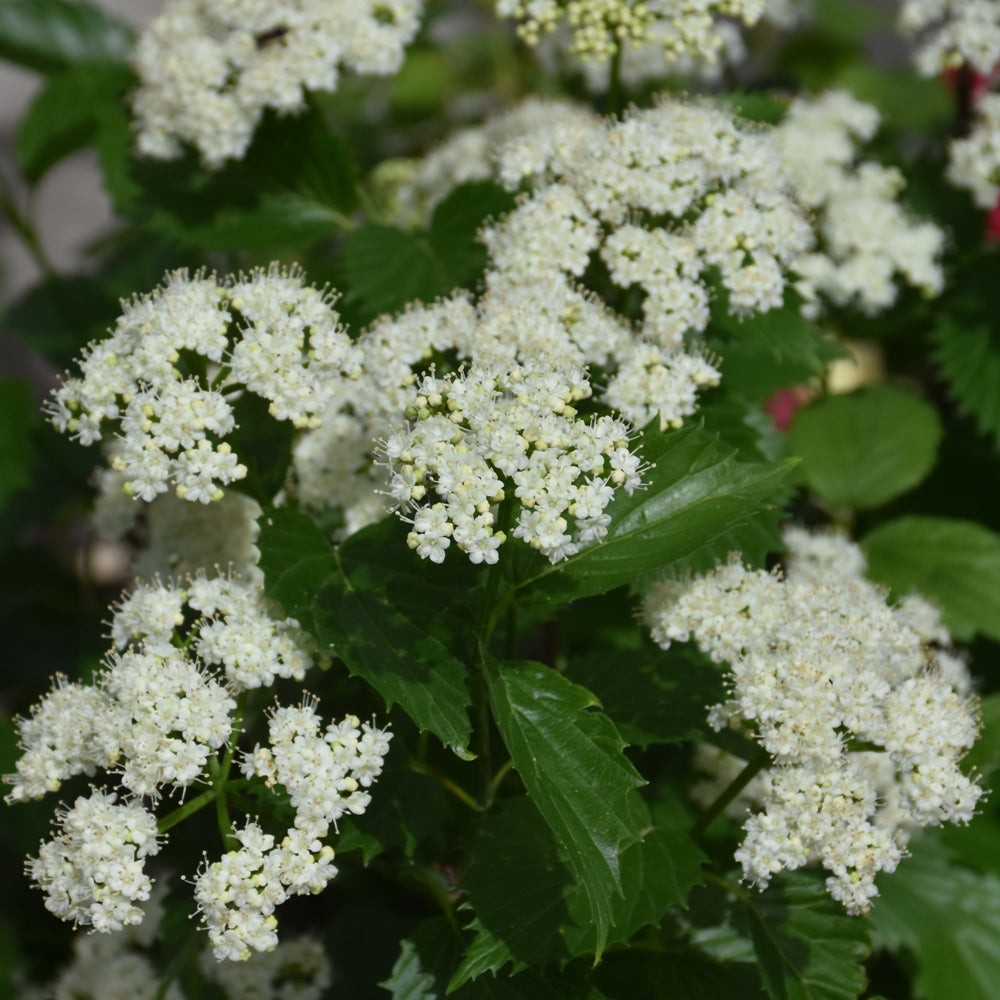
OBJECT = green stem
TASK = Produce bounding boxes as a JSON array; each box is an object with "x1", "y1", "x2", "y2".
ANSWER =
[
  {"x1": 485, "y1": 759, "x2": 514, "y2": 810},
  {"x1": 605, "y1": 43, "x2": 624, "y2": 118},
  {"x1": 478, "y1": 497, "x2": 515, "y2": 643},
  {"x1": 409, "y1": 760, "x2": 482, "y2": 813},
  {"x1": 214, "y1": 692, "x2": 249, "y2": 849},
  {"x1": 691, "y1": 745, "x2": 771, "y2": 839},
  {"x1": 157, "y1": 787, "x2": 219, "y2": 835}
]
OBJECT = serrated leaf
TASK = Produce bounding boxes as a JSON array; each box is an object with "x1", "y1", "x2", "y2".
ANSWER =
[
  {"x1": 595, "y1": 947, "x2": 768, "y2": 1000},
  {"x1": 0, "y1": 380, "x2": 35, "y2": 512},
  {"x1": 869, "y1": 835, "x2": 1000, "y2": 1000},
  {"x1": 514, "y1": 423, "x2": 795, "y2": 604},
  {"x1": 428, "y1": 181, "x2": 516, "y2": 289},
  {"x1": 737, "y1": 874, "x2": 871, "y2": 1000},
  {"x1": 258, "y1": 509, "x2": 475, "y2": 755},
  {"x1": 15, "y1": 63, "x2": 133, "y2": 183},
  {"x1": 568, "y1": 646, "x2": 725, "y2": 749},
  {"x1": 789, "y1": 384, "x2": 942, "y2": 510},
  {"x1": 381, "y1": 917, "x2": 462, "y2": 1000},
  {"x1": 862, "y1": 516, "x2": 1000, "y2": 642},
  {"x1": 482, "y1": 659, "x2": 649, "y2": 958},
  {"x1": 708, "y1": 297, "x2": 848, "y2": 400},
  {"x1": 0, "y1": 0, "x2": 132, "y2": 71},
  {"x1": 931, "y1": 315, "x2": 1000, "y2": 450},
  {"x1": 151, "y1": 192, "x2": 348, "y2": 251},
  {"x1": 339, "y1": 223, "x2": 450, "y2": 324},
  {"x1": 452, "y1": 797, "x2": 705, "y2": 987}
]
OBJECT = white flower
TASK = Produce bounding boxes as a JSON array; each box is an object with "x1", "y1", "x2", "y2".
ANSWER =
[
  {"x1": 46, "y1": 266, "x2": 361, "y2": 509},
  {"x1": 29, "y1": 790, "x2": 161, "y2": 932},
  {"x1": 949, "y1": 93, "x2": 1000, "y2": 208},
  {"x1": 379, "y1": 359, "x2": 644, "y2": 564},
  {"x1": 642, "y1": 526, "x2": 983, "y2": 913},
  {"x1": 132, "y1": 0, "x2": 425, "y2": 167},
  {"x1": 775, "y1": 91, "x2": 945, "y2": 314},
  {"x1": 899, "y1": 0, "x2": 1000, "y2": 75}
]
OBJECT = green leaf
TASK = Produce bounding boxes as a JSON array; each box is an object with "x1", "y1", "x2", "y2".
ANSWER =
[
  {"x1": 150, "y1": 192, "x2": 349, "y2": 251},
  {"x1": 337, "y1": 767, "x2": 453, "y2": 865},
  {"x1": 227, "y1": 390, "x2": 295, "y2": 505},
  {"x1": 15, "y1": 63, "x2": 133, "y2": 183},
  {"x1": 382, "y1": 917, "x2": 462, "y2": 1000},
  {"x1": 862, "y1": 516, "x2": 1000, "y2": 642},
  {"x1": 514, "y1": 423, "x2": 795, "y2": 604},
  {"x1": 338, "y1": 223, "x2": 450, "y2": 324},
  {"x1": 568, "y1": 646, "x2": 725, "y2": 750},
  {"x1": 0, "y1": 381, "x2": 35, "y2": 512},
  {"x1": 737, "y1": 874, "x2": 871, "y2": 1000},
  {"x1": 869, "y1": 835, "x2": 1000, "y2": 1000},
  {"x1": 0, "y1": 0, "x2": 132, "y2": 71},
  {"x1": 258, "y1": 509, "x2": 475, "y2": 755},
  {"x1": 789, "y1": 385, "x2": 943, "y2": 510},
  {"x1": 931, "y1": 314, "x2": 1000, "y2": 450},
  {"x1": 453, "y1": 797, "x2": 705, "y2": 986},
  {"x1": 427, "y1": 181, "x2": 516, "y2": 289},
  {"x1": 708, "y1": 298, "x2": 848, "y2": 400},
  {"x1": 835, "y1": 64, "x2": 952, "y2": 133},
  {"x1": 482, "y1": 659, "x2": 650, "y2": 958}
]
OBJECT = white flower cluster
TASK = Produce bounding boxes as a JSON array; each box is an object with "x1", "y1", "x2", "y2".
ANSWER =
[
  {"x1": 193, "y1": 701, "x2": 390, "y2": 960},
  {"x1": 774, "y1": 91, "x2": 945, "y2": 315},
  {"x1": 494, "y1": 0, "x2": 764, "y2": 64},
  {"x1": 41, "y1": 893, "x2": 184, "y2": 1000},
  {"x1": 899, "y1": 0, "x2": 1000, "y2": 76},
  {"x1": 28, "y1": 789, "x2": 161, "y2": 932},
  {"x1": 6, "y1": 576, "x2": 330, "y2": 944},
  {"x1": 948, "y1": 93, "x2": 1000, "y2": 207},
  {"x1": 642, "y1": 527, "x2": 983, "y2": 914},
  {"x1": 389, "y1": 97, "x2": 817, "y2": 431},
  {"x1": 47, "y1": 266, "x2": 360, "y2": 506},
  {"x1": 377, "y1": 360, "x2": 643, "y2": 564},
  {"x1": 201, "y1": 935, "x2": 332, "y2": 1000},
  {"x1": 132, "y1": 0, "x2": 424, "y2": 167}
]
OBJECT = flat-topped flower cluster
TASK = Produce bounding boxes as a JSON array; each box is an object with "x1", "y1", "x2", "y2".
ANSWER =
[
  {"x1": 642, "y1": 527, "x2": 983, "y2": 914},
  {"x1": 899, "y1": 0, "x2": 1000, "y2": 75},
  {"x1": 5, "y1": 575, "x2": 390, "y2": 959},
  {"x1": 377, "y1": 360, "x2": 644, "y2": 564},
  {"x1": 132, "y1": 0, "x2": 424, "y2": 167},
  {"x1": 494, "y1": 0, "x2": 766, "y2": 63},
  {"x1": 47, "y1": 266, "x2": 360, "y2": 506}
]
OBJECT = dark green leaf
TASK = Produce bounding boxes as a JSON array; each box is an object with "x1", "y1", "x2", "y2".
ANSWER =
[
  {"x1": 427, "y1": 181, "x2": 516, "y2": 289},
  {"x1": 483, "y1": 658, "x2": 649, "y2": 957},
  {"x1": 737, "y1": 874, "x2": 871, "y2": 1000},
  {"x1": 514, "y1": 423, "x2": 795, "y2": 604},
  {"x1": 381, "y1": 917, "x2": 462, "y2": 1000},
  {"x1": 453, "y1": 797, "x2": 705, "y2": 986},
  {"x1": 150, "y1": 192, "x2": 349, "y2": 251},
  {"x1": 0, "y1": 0, "x2": 132, "y2": 71},
  {"x1": 789, "y1": 385, "x2": 942, "y2": 510},
  {"x1": 568, "y1": 646, "x2": 725, "y2": 749},
  {"x1": 338, "y1": 223, "x2": 450, "y2": 324},
  {"x1": 453, "y1": 797, "x2": 573, "y2": 983},
  {"x1": 869, "y1": 835, "x2": 1000, "y2": 1000},
  {"x1": 931, "y1": 314, "x2": 1000, "y2": 450},
  {"x1": 708, "y1": 299, "x2": 848, "y2": 400},
  {"x1": 0, "y1": 381, "x2": 35, "y2": 512},
  {"x1": 15, "y1": 63, "x2": 133, "y2": 183},
  {"x1": 337, "y1": 767, "x2": 453, "y2": 865},
  {"x1": 862, "y1": 516, "x2": 1000, "y2": 642},
  {"x1": 835, "y1": 64, "x2": 952, "y2": 133},
  {"x1": 227, "y1": 391, "x2": 294, "y2": 505},
  {"x1": 258, "y1": 509, "x2": 475, "y2": 755}
]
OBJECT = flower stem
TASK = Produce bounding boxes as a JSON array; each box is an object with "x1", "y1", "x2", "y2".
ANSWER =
[{"x1": 691, "y1": 745, "x2": 771, "y2": 838}]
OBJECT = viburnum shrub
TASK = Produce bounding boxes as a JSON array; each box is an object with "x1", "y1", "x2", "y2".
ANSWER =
[{"x1": 3, "y1": 2, "x2": 1000, "y2": 998}]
